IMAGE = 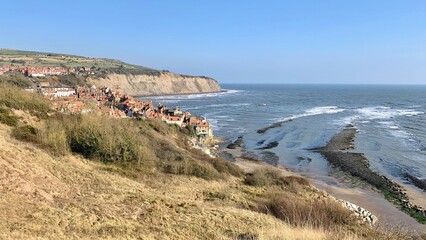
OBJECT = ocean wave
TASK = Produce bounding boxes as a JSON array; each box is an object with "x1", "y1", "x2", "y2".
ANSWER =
[
  {"x1": 338, "y1": 106, "x2": 424, "y2": 125},
  {"x1": 378, "y1": 121, "x2": 399, "y2": 130},
  {"x1": 280, "y1": 106, "x2": 346, "y2": 122},
  {"x1": 145, "y1": 89, "x2": 243, "y2": 101},
  {"x1": 356, "y1": 106, "x2": 424, "y2": 120}
]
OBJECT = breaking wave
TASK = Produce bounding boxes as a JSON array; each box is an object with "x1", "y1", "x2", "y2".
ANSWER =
[{"x1": 279, "y1": 106, "x2": 346, "y2": 122}]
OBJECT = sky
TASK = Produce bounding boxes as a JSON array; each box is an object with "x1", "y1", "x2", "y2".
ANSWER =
[{"x1": 1, "y1": 0, "x2": 426, "y2": 84}]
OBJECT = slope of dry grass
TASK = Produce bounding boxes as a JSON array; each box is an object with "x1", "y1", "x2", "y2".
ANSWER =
[
  {"x1": 0, "y1": 86, "x2": 416, "y2": 239},
  {"x1": 0, "y1": 123, "x2": 344, "y2": 240}
]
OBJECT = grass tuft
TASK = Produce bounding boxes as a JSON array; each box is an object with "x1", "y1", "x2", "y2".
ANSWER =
[
  {"x1": 0, "y1": 108, "x2": 20, "y2": 126},
  {"x1": 255, "y1": 191, "x2": 354, "y2": 230}
]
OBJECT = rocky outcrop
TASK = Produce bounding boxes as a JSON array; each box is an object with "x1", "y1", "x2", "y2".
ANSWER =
[
  {"x1": 338, "y1": 200, "x2": 378, "y2": 225},
  {"x1": 87, "y1": 72, "x2": 222, "y2": 96},
  {"x1": 313, "y1": 127, "x2": 426, "y2": 223}
]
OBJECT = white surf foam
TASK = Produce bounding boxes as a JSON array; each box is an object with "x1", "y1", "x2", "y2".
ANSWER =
[
  {"x1": 146, "y1": 89, "x2": 243, "y2": 101},
  {"x1": 280, "y1": 106, "x2": 346, "y2": 122},
  {"x1": 356, "y1": 106, "x2": 424, "y2": 120},
  {"x1": 339, "y1": 106, "x2": 424, "y2": 125}
]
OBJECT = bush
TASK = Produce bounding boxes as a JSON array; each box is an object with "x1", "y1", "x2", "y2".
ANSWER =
[
  {"x1": 0, "y1": 108, "x2": 19, "y2": 126},
  {"x1": 64, "y1": 115, "x2": 148, "y2": 164},
  {"x1": 12, "y1": 124, "x2": 38, "y2": 142},
  {"x1": 210, "y1": 157, "x2": 243, "y2": 177},
  {"x1": 37, "y1": 116, "x2": 69, "y2": 155},
  {"x1": 185, "y1": 148, "x2": 243, "y2": 178},
  {"x1": 244, "y1": 168, "x2": 283, "y2": 187},
  {"x1": 162, "y1": 159, "x2": 221, "y2": 180},
  {"x1": 245, "y1": 168, "x2": 309, "y2": 189}
]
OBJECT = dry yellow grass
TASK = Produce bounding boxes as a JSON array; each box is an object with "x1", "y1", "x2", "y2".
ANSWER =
[
  {"x1": 0, "y1": 100, "x2": 414, "y2": 239},
  {"x1": 0, "y1": 123, "x2": 344, "y2": 240}
]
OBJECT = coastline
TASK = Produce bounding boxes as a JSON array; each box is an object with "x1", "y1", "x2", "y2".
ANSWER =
[
  {"x1": 312, "y1": 126, "x2": 426, "y2": 224},
  {"x1": 132, "y1": 90, "x2": 226, "y2": 98},
  {"x1": 218, "y1": 133, "x2": 426, "y2": 233}
]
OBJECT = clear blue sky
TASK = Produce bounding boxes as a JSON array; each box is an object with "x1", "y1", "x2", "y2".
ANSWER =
[{"x1": 1, "y1": 0, "x2": 426, "y2": 84}]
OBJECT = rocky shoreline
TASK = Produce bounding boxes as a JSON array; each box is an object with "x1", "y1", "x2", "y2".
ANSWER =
[
  {"x1": 220, "y1": 136, "x2": 379, "y2": 225},
  {"x1": 312, "y1": 126, "x2": 426, "y2": 223}
]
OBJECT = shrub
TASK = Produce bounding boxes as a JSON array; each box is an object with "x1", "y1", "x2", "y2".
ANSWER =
[
  {"x1": 186, "y1": 148, "x2": 243, "y2": 178},
  {"x1": 12, "y1": 124, "x2": 38, "y2": 142},
  {"x1": 162, "y1": 159, "x2": 221, "y2": 180},
  {"x1": 210, "y1": 157, "x2": 243, "y2": 177},
  {"x1": 0, "y1": 73, "x2": 32, "y2": 87},
  {"x1": 65, "y1": 115, "x2": 147, "y2": 164},
  {"x1": 37, "y1": 117, "x2": 69, "y2": 155},
  {"x1": 0, "y1": 108, "x2": 19, "y2": 126},
  {"x1": 245, "y1": 168, "x2": 309, "y2": 189},
  {"x1": 244, "y1": 168, "x2": 282, "y2": 187}
]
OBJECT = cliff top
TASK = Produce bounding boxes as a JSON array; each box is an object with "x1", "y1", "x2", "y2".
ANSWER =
[{"x1": 0, "y1": 49, "x2": 211, "y2": 79}]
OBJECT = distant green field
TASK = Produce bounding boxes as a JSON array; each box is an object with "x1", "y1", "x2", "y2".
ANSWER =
[
  {"x1": 0, "y1": 49, "x2": 79, "y2": 57},
  {"x1": 0, "y1": 49, "x2": 161, "y2": 76}
]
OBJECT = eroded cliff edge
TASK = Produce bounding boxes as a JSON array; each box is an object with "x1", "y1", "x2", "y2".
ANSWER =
[{"x1": 86, "y1": 72, "x2": 222, "y2": 96}]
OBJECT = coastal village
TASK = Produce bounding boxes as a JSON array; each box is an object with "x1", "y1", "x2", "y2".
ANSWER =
[{"x1": 0, "y1": 64, "x2": 213, "y2": 139}]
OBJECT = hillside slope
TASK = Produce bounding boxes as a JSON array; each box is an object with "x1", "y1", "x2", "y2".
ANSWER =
[{"x1": 0, "y1": 123, "x2": 331, "y2": 240}]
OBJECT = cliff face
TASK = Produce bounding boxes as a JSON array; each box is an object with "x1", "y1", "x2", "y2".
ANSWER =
[{"x1": 87, "y1": 72, "x2": 222, "y2": 96}]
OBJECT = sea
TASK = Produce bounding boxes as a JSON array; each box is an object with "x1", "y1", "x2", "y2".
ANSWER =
[{"x1": 139, "y1": 84, "x2": 426, "y2": 191}]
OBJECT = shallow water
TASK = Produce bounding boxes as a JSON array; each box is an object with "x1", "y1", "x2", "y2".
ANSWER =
[{"x1": 139, "y1": 84, "x2": 426, "y2": 189}]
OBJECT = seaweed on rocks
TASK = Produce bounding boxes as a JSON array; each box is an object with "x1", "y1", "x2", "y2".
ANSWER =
[
  {"x1": 257, "y1": 122, "x2": 283, "y2": 134},
  {"x1": 241, "y1": 151, "x2": 260, "y2": 162},
  {"x1": 260, "y1": 151, "x2": 279, "y2": 166},
  {"x1": 257, "y1": 141, "x2": 279, "y2": 150},
  {"x1": 227, "y1": 136, "x2": 244, "y2": 149},
  {"x1": 404, "y1": 173, "x2": 426, "y2": 192},
  {"x1": 257, "y1": 119, "x2": 294, "y2": 134}
]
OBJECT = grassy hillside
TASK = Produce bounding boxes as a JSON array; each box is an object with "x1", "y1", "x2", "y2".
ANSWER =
[{"x1": 0, "y1": 84, "x2": 416, "y2": 239}]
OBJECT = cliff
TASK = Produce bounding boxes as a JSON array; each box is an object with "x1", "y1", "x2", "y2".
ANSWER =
[{"x1": 86, "y1": 72, "x2": 222, "y2": 96}]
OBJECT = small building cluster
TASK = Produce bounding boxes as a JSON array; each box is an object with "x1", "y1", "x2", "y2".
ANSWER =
[
  {"x1": 0, "y1": 65, "x2": 96, "y2": 77},
  {"x1": 44, "y1": 84, "x2": 213, "y2": 138},
  {"x1": 1, "y1": 64, "x2": 214, "y2": 138}
]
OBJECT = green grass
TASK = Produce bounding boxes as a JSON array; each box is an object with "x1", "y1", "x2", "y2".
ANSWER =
[
  {"x1": 0, "y1": 108, "x2": 20, "y2": 126},
  {"x1": 0, "y1": 49, "x2": 212, "y2": 77},
  {"x1": 11, "y1": 125, "x2": 38, "y2": 142},
  {"x1": 382, "y1": 190, "x2": 426, "y2": 224},
  {"x1": 0, "y1": 48, "x2": 81, "y2": 57},
  {"x1": 0, "y1": 49, "x2": 161, "y2": 76}
]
